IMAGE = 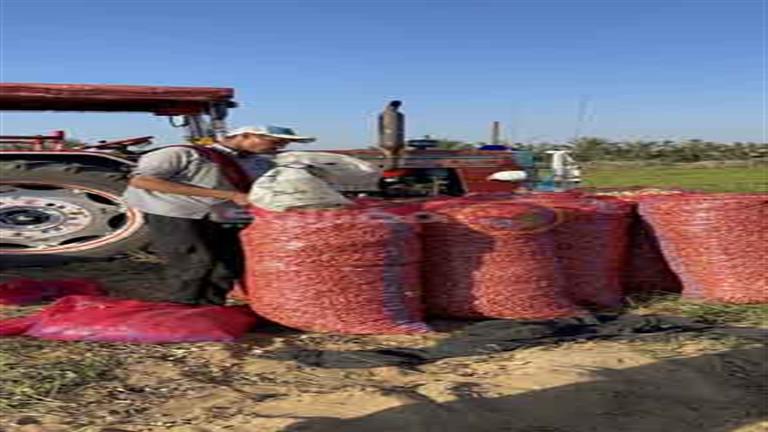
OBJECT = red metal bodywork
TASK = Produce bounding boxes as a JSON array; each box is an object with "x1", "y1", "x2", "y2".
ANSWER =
[
  {"x1": 335, "y1": 149, "x2": 528, "y2": 193},
  {"x1": 0, "y1": 83, "x2": 234, "y2": 115}
]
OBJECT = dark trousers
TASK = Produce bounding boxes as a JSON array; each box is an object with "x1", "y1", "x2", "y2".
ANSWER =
[{"x1": 145, "y1": 214, "x2": 244, "y2": 305}]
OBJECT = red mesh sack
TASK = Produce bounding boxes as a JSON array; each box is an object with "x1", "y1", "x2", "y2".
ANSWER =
[
  {"x1": 422, "y1": 201, "x2": 583, "y2": 319},
  {"x1": 0, "y1": 278, "x2": 106, "y2": 306},
  {"x1": 241, "y1": 207, "x2": 429, "y2": 334},
  {"x1": 20, "y1": 295, "x2": 258, "y2": 343},
  {"x1": 509, "y1": 195, "x2": 633, "y2": 308},
  {"x1": 465, "y1": 191, "x2": 584, "y2": 201},
  {"x1": 352, "y1": 197, "x2": 425, "y2": 214},
  {"x1": 576, "y1": 188, "x2": 688, "y2": 295},
  {"x1": 420, "y1": 193, "x2": 533, "y2": 213},
  {"x1": 421, "y1": 197, "x2": 461, "y2": 210},
  {"x1": 639, "y1": 193, "x2": 768, "y2": 304},
  {"x1": 575, "y1": 186, "x2": 690, "y2": 198}
]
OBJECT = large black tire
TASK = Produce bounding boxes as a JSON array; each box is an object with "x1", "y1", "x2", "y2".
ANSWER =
[{"x1": 0, "y1": 161, "x2": 150, "y2": 267}]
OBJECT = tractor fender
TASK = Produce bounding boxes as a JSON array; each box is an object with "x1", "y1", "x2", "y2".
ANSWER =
[{"x1": 0, "y1": 150, "x2": 137, "y2": 171}]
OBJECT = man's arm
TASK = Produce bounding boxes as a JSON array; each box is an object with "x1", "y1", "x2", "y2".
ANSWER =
[
  {"x1": 128, "y1": 147, "x2": 250, "y2": 206},
  {"x1": 129, "y1": 175, "x2": 250, "y2": 206}
]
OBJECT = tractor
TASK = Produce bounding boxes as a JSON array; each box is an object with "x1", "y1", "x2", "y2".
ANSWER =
[{"x1": 0, "y1": 83, "x2": 579, "y2": 266}]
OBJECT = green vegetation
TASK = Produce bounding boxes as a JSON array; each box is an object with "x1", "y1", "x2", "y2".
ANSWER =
[
  {"x1": 583, "y1": 165, "x2": 767, "y2": 192},
  {"x1": 629, "y1": 294, "x2": 768, "y2": 327},
  {"x1": 522, "y1": 137, "x2": 768, "y2": 163},
  {"x1": 436, "y1": 136, "x2": 768, "y2": 162}
]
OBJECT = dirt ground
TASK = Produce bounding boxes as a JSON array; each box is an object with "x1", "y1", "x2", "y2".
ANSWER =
[{"x1": 1, "y1": 259, "x2": 766, "y2": 432}]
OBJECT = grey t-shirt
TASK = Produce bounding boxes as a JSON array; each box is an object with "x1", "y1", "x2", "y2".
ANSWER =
[{"x1": 122, "y1": 145, "x2": 274, "y2": 219}]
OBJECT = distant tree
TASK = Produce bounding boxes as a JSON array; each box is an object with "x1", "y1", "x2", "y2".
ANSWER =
[
  {"x1": 375, "y1": 137, "x2": 767, "y2": 162},
  {"x1": 63, "y1": 138, "x2": 86, "y2": 149},
  {"x1": 569, "y1": 137, "x2": 613, "y2": 161},
  {"x1": 434, "y1": 139, "x2": 476, "y2": 150}
]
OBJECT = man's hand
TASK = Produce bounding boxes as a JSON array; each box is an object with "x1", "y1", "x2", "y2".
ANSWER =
[{"x1": 227, "y1": 192, "x2": 251, "y2": 206}]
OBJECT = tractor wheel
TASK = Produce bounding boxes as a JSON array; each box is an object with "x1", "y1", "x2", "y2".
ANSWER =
[{"x1": 0, "y1": 161, "x2": 150, "y2": 267}]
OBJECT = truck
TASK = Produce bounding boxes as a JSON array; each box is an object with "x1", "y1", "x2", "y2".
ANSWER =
[{"x1": 0, "y1": 82, "x2": 578, "y2": 266}]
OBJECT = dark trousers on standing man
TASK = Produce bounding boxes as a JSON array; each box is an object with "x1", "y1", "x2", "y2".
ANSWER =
[{"x1": 144, "y1": 213, "x2": 244, "y2": 305}]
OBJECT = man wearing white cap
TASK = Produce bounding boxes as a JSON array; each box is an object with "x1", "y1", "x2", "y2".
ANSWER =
[{"x1": 123, "y1": 125, "x2": 315, "y2": 305}]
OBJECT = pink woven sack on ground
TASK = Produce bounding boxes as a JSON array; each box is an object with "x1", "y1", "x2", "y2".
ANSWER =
[
  {"x1": 0, "y1": 278, "x2": 106, "y2": 306},
  {"x1": 4, "y1": 295, "x2": 259, "y2": 343},
  {"x1": 421, "y1": 201, "x2": 584, "y2": 320},
  {"x1": 639, "y1": 193, "x2": 768, "y2": 304},
  {"x1": 241, "y1": 206, "x2": 429, "y2": 334},
  {"x1": 0, "y1": 315, "x2": 38, "y2": 336}
]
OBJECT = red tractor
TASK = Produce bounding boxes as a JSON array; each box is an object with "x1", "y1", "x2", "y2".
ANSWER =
[{"x1": 0, "y1": 83, "x2": 546, "y2": 266}]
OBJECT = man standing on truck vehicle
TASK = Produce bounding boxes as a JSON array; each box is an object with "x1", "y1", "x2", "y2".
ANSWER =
[{"x1": 123, "y1": 125, "x2": 316, "y2": 305}]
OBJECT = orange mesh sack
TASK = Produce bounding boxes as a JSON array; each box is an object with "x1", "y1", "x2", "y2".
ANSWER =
[
  {"x1": 639, "y1": 194, "x2": 768, "y2": 304},
  {"x1": 422, "y1": 201, "x2": 583, "y2": 319},
  {"x1": 511, "y1": 195, "x2": 633, "y2": 309},
  {"x1": 581, "y1": 188, "x2": 687, "y2": 295},
  {"x1": 240, "y1": 207, "x2": 429, "y2": 334}
]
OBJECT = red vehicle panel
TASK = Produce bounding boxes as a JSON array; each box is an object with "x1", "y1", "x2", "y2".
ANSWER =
[{"x1": 0, "y1": 83, "x2": 234, "y2": 115}]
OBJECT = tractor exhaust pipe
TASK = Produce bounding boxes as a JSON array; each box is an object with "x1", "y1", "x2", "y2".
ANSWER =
[{"x1": 377, "y1": 100, "x2": 405, "y2": 169}]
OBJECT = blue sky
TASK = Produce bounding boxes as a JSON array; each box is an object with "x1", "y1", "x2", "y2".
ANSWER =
[{"x1": 0, "y1": 0, "x2": 764, "y2": 149}]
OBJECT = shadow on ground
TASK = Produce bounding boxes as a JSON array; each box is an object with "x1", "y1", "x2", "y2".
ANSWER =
[
  {"x1": 267, "y1": 314, "x2": 734, "y2": 368},
  {"x1": 284, "y1": 347, "x2": 767, "y2": 432}
]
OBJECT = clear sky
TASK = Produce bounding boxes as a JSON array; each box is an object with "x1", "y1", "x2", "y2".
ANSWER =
[{"x1": 0, "y1": 0, "x2": 764, "y2": 149}]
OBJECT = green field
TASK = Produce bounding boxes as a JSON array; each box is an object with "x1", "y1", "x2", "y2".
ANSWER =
[{"x1": 582, "y1": 165, "x2": 767, "y2": 193}]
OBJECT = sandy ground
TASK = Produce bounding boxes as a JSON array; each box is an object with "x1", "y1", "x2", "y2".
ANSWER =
[{"x1": 1, "y1": 259, "x2": 766, "y2": 432}]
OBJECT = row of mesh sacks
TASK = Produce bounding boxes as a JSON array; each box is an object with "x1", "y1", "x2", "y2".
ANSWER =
[
  {"x1": 460, "y1": 190, "x2": 766, "y2": 304},
  {"x1": 239, "y1": 191, "x2": 767, "y2": 334},
  {"x1": 581, "y1": 190, "x2": 767, "y2": 303}
]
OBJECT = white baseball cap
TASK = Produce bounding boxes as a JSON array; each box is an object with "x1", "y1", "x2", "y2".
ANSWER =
[{"x1": 226, "y1": 125, "x2": 316, "y2": 143}]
